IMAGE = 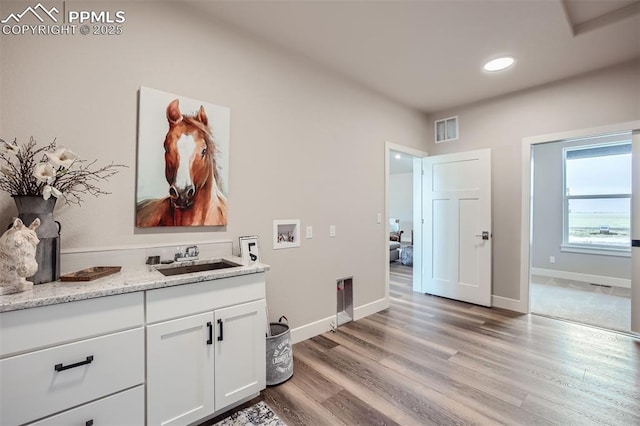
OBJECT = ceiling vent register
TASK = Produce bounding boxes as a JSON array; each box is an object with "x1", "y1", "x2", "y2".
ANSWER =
[{"x1": 435, "y1": 116, "x2": 458, "y2": 143}]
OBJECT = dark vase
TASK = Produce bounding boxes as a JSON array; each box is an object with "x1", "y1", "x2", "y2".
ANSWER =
[{"x1": 12, "y1": 195, "x2": 61, "y2": 284}]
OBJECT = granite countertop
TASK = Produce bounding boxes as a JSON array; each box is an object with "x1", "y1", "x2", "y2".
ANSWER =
[{"x1": 0, "y1": 257, "x2": 270, "y2": 313}]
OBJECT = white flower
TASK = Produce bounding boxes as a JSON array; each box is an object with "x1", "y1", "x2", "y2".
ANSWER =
[
  {"x1": 42, "y1": 185, "x2": 62, "y2": 200},
  {"x1": 33, "y1": 162, "x2": 56, "y2": 184},
  {"x1": 46, "y1": 147, "x2": 78, "y2": 169}
]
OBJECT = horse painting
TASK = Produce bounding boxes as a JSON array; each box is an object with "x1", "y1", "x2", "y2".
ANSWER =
[{"x1": 136, "y1": 99, "x2": 228, "y2": 226}]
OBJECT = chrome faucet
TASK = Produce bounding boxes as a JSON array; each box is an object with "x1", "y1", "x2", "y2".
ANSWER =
[{"x1": 175, "y1": 245, "x2": 199, "y2": 262}]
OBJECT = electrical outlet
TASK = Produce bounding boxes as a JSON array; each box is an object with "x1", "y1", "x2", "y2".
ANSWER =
[
  {"x1": 549, "y1": 256, "x2": 556, "y2": 264},
  {"x1": 306, "y1": 226, "x2": 313, "y2": 239},
  {"x1": 329, "y1": 225, "x2": 336, "y2": 237}
]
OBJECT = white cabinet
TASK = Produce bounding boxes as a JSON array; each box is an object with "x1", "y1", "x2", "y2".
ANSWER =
[
  {"x1": 0, "y1": 271, "x2": 266, "y2": 426},
  {"x1": 0, "y1": 293, "x2": 145, "y2": 426},
  {"x1": 146, "y1": 273, "x2": 267, "y2": 426},
  {"x1": 214, "y1": 300, "x2": 266, "y2": 409},
  {"x1": 147, "y1": 312, "x2": 215, "y2": 426},
  {"x1": 29, "y1": 386, "x2": 145, "y2": 426}
]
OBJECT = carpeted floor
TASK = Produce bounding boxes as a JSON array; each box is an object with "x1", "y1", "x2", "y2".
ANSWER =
[
  {"x1": 212, "y1": 401, "x2": 285, "y2": 426},
  {"x1": 530, "y1": 275, "x2": 631, "y2": 332}
]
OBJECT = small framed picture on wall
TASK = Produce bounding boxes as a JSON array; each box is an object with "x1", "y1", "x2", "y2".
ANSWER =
[{"x1": 239, "y1": 235, "x2": 260, "y2": 265}]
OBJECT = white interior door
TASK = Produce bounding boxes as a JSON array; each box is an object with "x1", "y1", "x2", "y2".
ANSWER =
[
  {"x1": 632, "y1": 130, "x2": 640, "y2": 333},
  {"x1": 422, "y1": 149, "x2": 492, "y2": 306}
]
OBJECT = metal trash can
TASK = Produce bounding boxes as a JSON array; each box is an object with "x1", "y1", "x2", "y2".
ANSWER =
[{"x1": 266, "y1": 316, "x2": 293, "y2": 386}]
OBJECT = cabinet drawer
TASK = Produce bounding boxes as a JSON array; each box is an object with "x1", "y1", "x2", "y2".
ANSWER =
[
  {"x1": 29, "y1": 385, "x2": 144, "y2": 426},
  {"x1": 0, "y1": 292, "x2": 144, "y2": 357},
  {"x1": 146, "y1": 272, "x2": 265, "y2": 323},
  {"x1": 0, "y1": 328, "x2": 144, "y2": 426}
]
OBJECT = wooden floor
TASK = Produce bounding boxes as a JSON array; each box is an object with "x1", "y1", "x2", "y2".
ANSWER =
[{"x1": 256, "y1": 278, "x2": 640, "y2": 425}]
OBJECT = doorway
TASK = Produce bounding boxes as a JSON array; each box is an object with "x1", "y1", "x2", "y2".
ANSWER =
[
  {"x1": 385, "y1": 143, "x2": 493, "y2": 307},
  {"x1": 384, "y1": 142, "x2": 427, "y2": 299},
  {"x1": 529, "y1": 133, "x2": 632, "y2": 332},
  {"x1": 521, "y1": 121, "x2": 640, "y2": 334}
]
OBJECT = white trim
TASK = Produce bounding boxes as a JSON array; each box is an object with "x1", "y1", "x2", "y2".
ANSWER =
[
  {"x1": 531, "y1": 267, "x2": 631, "y2": 289},
  {"x1": 289, "y1": 315, "x2": 335, "y2": 344},
  {"x1": 354, "y1": 297, "x2": 389, "y2": 321},
  {"x1": 289, "y1": 297, "x2": 389, "y2": 345},
  {"x1": 632, "y1": 130, "x2": 640, "y2": 333},
  {"x1": 521, "y1": 120, "x2": 640, "y2": 315},
  {"x1": 523, "y1": 121, "x2": 640, "y2": 145},
  {"x1": 560, "y1": 244, "x2": 631, "y2": 257},
  {"x1": 61, "y1": 239, "x2": 233, "y2": 254},
  {"x1": 384, "y1": 141, "x2": 429, "y2": 302},
  {"x1": 492, "y1": 295, "x2": 526, "y2": 313},
  {"x1": 385, "y1": 141, "x2": 429, "y2": 158}
]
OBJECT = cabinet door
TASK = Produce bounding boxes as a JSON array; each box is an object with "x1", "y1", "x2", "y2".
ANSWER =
[
  {"x1": 214, "y1": 299, "x2": 266, "y2": 409},
  {"x1": 147, "y1": 312, "x2": 215, "y2": 426}
]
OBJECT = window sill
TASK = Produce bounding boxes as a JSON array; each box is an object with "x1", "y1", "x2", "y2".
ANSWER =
[{"x1": 560, "y1": 244, "x2": 631, "y2": 257}]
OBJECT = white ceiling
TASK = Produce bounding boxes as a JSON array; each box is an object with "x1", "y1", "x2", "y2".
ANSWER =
[{"x1": 197, "y1": 0, "x2": 640, "y2": 114}]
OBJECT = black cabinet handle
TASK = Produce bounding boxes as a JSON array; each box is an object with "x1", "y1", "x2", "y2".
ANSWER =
[
  {"x1": 86, "y1": 420, "x2": 94, "y2": 426},
  {"x1": 217, "y1": 319, "x2": 224, "y2": 341},
  {"x1": 54, "y1": 355, "x2": 94, "y2": 372},
  {"x1": 206, "y1": 321, "x2": 213, "y2": 345}
]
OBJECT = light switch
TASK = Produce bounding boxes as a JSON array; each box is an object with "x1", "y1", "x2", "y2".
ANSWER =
[
  {"x1": 376, "y1": 213, "x2": 382, "y2": 224},
  {"x1": 329, "y1": 225, "x2": 336, "y2": 237},
  {"x1": 306, "y1": 226, "x2": 313, "y2": 239}
]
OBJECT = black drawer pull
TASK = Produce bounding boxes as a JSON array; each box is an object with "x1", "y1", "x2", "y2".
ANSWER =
[
  {"x1": 206, "y1": 321, "x2": 213, "y2": 345},
  {"x1": 217, "y1": 318, "x2": 224, "y2": 341},
  {"x1": 86, "y1": 420, "x2": 94, "y2": 426},
  {"x1": 54, "y1": 355, "x2": 94, "y2": 372}
]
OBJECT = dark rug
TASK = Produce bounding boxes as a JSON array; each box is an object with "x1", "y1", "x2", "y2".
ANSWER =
[{"x1": 213, "y1": 401, "x2": 286, "y2": 426}]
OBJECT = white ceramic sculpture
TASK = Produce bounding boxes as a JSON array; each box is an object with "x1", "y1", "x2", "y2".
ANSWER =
[{"x1": 0, "y1": 218, "x2": 40, "y2": 295}]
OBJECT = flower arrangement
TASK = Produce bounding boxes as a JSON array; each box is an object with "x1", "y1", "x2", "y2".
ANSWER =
[{"x1": 0, "y1": 137, "x2": 126, "y2": 206}]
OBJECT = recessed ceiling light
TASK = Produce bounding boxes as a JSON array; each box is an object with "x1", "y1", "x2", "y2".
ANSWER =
[{"x1": 483, "y1": 56, "x2": 515, "y2": 72}]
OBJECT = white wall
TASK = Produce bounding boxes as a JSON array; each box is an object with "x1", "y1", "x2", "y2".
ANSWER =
[
  {"x1": 389, "y1": 172, "x2": 413, "y2": 243},
  {"x1": 428, "y1": 59, "x2": 640, "y2": 301},
  {"x1": 0, "y1": 2, "x2": 430, "y2": 332}
]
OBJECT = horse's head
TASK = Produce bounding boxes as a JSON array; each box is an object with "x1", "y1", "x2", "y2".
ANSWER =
[{"x1": 164, "y1": 99, "x2": 218, "y2": 209}]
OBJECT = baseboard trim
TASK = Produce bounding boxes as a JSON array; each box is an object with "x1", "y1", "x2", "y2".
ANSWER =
[
  {"x1": 531, "y1": 267, "x2": 630, "y2": 289},
  {"x1": 290, "y1": 297, "x2": 389, "y2": 345},
  {"x1": 290, "y1": 315, "x2": 335, "y2": 345},
  {"x1": 354, "y1": 297, "x2": 389, "y2": 321},
  {"x1": 492, "y1": 295, "x2": 527, "y2": 313}
]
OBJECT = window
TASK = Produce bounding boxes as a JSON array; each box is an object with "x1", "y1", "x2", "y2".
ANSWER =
[{"x1": 563, "y1": 138, "x2": 631, "y2": 253}]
